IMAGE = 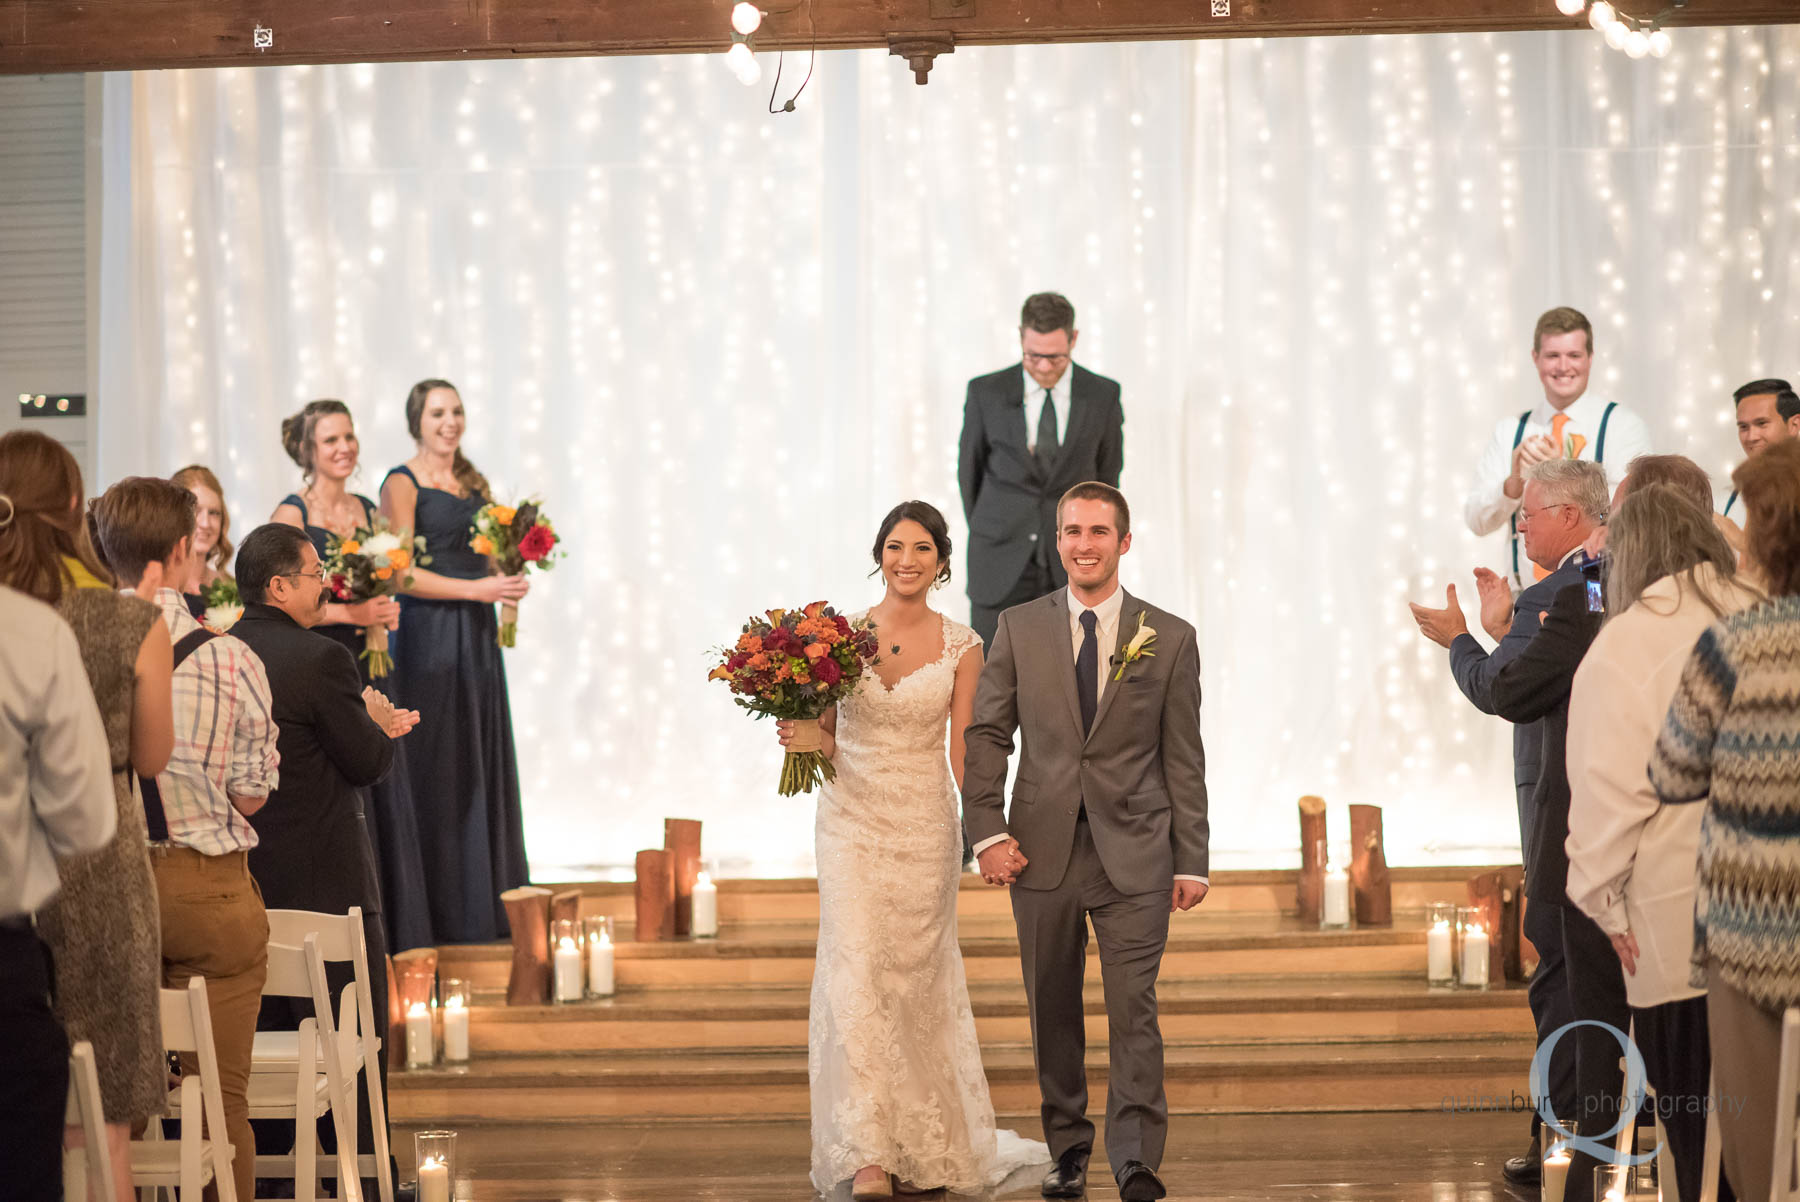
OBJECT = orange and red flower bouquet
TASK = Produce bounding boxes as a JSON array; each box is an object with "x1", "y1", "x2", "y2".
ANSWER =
[
  {"x1": 322, "y1": 519, "x2": 429, "y2": 677},
  {"x1": 469, "y1": 498, "x2": 561, "y2": 647},
  {"x1": 708, "y1": 602, "x2": 880, "y2": 796}
]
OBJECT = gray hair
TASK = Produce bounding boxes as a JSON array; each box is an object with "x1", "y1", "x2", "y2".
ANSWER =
[
  {"x1": 1526, "y1": 458, "x2": 1609, "y2": 526},
  {"x1": 1603, "y1": 483, "x2": 1751, "y2": 620}
]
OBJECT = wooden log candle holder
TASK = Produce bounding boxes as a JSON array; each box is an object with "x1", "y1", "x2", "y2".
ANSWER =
[
  {"x1": 634, "y1": 849, "x2": 677, "y2": 942},
  {"x1": 1467, "y1": 866, "x2": 1526, "y2": 983},
  {"x1": 500, "y1": 885, "x2": 553, "y2": 1006},
  {"x1": 665, "y1": 818, "x2": 703, "y2": 937},
  {"x1": 1347, "y1": 804, "x2": 1392, "y2": 926},
  {"x1": 549, "y1": 888, "x2": 582, "y2": 933},
  {"x1": 1297, "y1": 796, "x2": 1328, "y2": 922}
]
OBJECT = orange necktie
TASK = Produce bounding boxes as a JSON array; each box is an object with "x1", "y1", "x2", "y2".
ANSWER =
[{"x1": 1528, "y1": 414, "x2": 1573, "y2": 581}]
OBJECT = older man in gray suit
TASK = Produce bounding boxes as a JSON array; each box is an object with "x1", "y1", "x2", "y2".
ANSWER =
[{"x1": 963, "y1": 482, "x2": 1209, "y2": 1202}]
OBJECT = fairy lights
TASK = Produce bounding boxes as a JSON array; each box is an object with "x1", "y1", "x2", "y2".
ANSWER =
[
  {"x1": 1562, "y1": 0, "x2": 1675, "y2": 58},
  {"x1": 96, "y1": 28, "x2": 1800, "y2": 875}
]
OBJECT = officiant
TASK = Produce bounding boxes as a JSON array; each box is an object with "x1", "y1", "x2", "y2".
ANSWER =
[{"x1": 958, "y1": 292, "x2": 1124, "y2": 649}]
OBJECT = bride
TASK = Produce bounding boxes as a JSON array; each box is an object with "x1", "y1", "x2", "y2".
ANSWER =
[{"x1": 781, "y1": 500, "x2": 1048, "y2": 1199}]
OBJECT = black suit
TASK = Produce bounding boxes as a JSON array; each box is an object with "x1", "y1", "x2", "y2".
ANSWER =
[
  {"x1": 959, "y1": 362, "x2": 1123, "y2": 646},
  {"x1": 1491, "y1": 583, "x2": 1628, "y2": 1202},
  {"x1": 232, "y1": 603, "x2": 395, "y2": 1194},
  {"x1": 1447, "y1": 559, "x2": 1585, "y2": 1138}
]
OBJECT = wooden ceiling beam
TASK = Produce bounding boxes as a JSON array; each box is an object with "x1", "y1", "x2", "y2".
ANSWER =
[{"x1": 2, "y1": 0, "x2": 1795, "y2": 76}]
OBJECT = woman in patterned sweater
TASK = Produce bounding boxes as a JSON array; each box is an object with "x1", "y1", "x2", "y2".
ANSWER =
[{"x1": 1650, "y1": 438, "x2": 1800, "y2": 1202}]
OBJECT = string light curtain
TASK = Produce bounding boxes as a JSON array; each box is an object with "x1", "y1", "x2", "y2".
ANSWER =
[{"x1": 98, "y1": 29, "x2": 1800, "y2": 876}]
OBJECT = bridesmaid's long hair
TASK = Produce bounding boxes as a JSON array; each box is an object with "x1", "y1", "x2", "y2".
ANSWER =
[
  {"x1": 281, "y1": 399, "x2": 355, "y2": 483},
  {"x1": 0, "y1": 429, "x2": 113, "y2": 604},
  {"x1": 405, "y1": 378, "x2": 490, "y2": 499},
  {"x1": 170, "y1": 464, "x2": 235, "y2": 574}
]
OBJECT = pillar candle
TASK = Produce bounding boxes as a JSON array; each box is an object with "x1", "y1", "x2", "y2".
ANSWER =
[
  {"x1": 691, "y1": 872, "x2": 719, "y2": 939},
  {"x1": 1461, "y1": 925, "x2": 1491, "y2": 988},
  {"x1": 1427, "y1": 919, "x2": 1454, "y2": 983},
  {"x1": 1541, "y1": 1150, "x2": 1570, "y2": 1202},
  {"x1": 418, "y1": 1155, "x2": 451, "y2": 1202},
  {"x1": 553, "y1": 936, "x2": 583, "y2": 1003},
  {"x1": 1322, "y1": 868, "x2": 1351, "y2": 928},
  {"x1": 405, "y1": 1002, "x2": 433, "y2": 1069},
  {"x1": 442, "y1": 998, "x2": 470, "y2": 1063},
  {"x1": 588, "y1": 931, "x2": 615, "y2": 997}
]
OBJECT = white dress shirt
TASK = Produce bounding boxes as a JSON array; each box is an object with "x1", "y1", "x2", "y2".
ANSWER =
[
  {"x1": 1022, "y1": 365, "x2": 1071, "y2": 455},
  {"x1": 1463, "y1": 392, "x2": 1652, "y2": 586},
  {"x1": 0, "y1": 586, "x2": 117, "y2": 917}
]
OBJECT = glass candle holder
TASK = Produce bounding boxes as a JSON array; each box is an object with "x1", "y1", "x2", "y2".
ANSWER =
[
  {"x1": 1594, "y1": 1162, "x2": 1653, "y2": 1202},
  {"x1": 1455, "y1": 906, "x2": 1491, "y2": 990},
  {"x1": 440, "y1": 978, "x2": 471, "y2": 1064},
  {"x1": 1320, "y1": 862, "x2": 1351, "y2": 930},
  {"x1": 414, "y1": 1130, "x2": 457, "y2": 1202},
  {"x1": 552, "y1": 918, "x2": 583, "y2": 1003},
  {"x1": 691, "y1": 866, "x2": 720, "y2": 939},
  {"x1": 1426, "y1": 902, "x2": 1455, "y2": 986},
  {"x1": 405, "y1": 997, "x2": 435, "y2": 1069},
  {"x1": 1540, "y1": 1121, "x2": 1577, "y2": 1202},
  {"x1": 583, "y1": 914, "x2": 616, "y2": 998}
]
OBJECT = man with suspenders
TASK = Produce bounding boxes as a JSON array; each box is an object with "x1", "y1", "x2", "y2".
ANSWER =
[
  {"x1": 1721, "y1": 377, "x2": 1799, "y2": 519},
  {"x1": 91, "y1": 477, "x2": 279, "y2": 1202},
  {"x1": 1459, "y1": 306, "x2": 1651, "y2": 1187}
]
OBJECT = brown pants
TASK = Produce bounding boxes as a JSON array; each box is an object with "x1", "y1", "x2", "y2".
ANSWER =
[
  {"x1": 154, "y1": 846, "x2": 269, "y2": 1202},
  {"x1": 1708, "y1": 972, "x2": 1788, "y2": 1202}
]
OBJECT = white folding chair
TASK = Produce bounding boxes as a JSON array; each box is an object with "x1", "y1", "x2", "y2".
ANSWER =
[
  {"x1": 1772, "y1": 1007, "x2": 1800, "y2": 1202},
  {"x1": 1612, "y1": 1017, "x2": 1675, "y2": 1197},
  {"x1": 245, "y1": 934, "x2": 360, "y2": 1202},
  {"x1": 62, "y1": 1040, "x2": 114, "y2": 1202},
  {"x1": 130, "y1": 977, "x2": 237, "y2": 1201},
  {"x1": 256, "y1": 908, "x2": 391, "y2": 1202}
]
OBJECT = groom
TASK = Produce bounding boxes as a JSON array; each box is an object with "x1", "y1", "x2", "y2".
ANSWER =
[{"x1": 963, "y1": 481, "x2": 1209, "y2": 1202}]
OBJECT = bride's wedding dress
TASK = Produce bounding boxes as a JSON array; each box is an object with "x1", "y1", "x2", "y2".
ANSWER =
[{"x1": 810, "y1": 611, "x2": 1047, "y2": 1194}]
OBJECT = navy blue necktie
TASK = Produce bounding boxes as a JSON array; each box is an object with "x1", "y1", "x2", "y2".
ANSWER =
[
  {"x1": 1036, "y1": 387, "x2": 1060, "y2": 469},
  {"x1": 1076, "y1": 609, "x2": 1098, "y2": 735}
]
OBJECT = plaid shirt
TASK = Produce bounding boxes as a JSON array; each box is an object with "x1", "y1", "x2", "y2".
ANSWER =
[{"x1": 144, "y1": 588, "x2": 279, "y2": 854}]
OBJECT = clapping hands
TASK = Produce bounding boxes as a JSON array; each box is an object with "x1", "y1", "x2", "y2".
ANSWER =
[{"x1": 362, "y1": 686, "x2": 421, "y2": 739}]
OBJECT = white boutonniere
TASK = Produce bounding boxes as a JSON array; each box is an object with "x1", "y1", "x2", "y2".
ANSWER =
[
  {"x1": 1111, "y1": 610, "x2": 1157, "y2": 681},
  {"x1": 203, "y1": 604, "x2": 243, "y2": 633}
]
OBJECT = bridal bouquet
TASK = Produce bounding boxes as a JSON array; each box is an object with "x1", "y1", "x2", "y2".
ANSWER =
[
  {"x1": 200, "y1": 576, "x2": 243, "y2": 633},
  {"x1": 708, "y1": 602, "x2": 880, "y2": 796},
  {"x1": 469, "y1": 498, "x2": 560, "y2": 647},
  {"x1": 322, "y1": 519, "x2": 429, "y2": 678}
]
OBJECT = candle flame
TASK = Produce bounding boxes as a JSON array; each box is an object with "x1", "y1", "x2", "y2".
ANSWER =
[
  {"x1": 407, "y1": 1001, "x2": 429, "y2": 1017},
  {"x1": 558, "y1": 936, "x2": 578, "y2": 950},
  {"x1": 696, "y1": 870, "x2": 713, "y2": 886}
]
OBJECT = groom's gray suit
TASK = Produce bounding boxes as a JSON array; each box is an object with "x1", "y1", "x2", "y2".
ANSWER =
[{"x1": 962, "y1": 586, "x2": 1208, "y2": 1178}]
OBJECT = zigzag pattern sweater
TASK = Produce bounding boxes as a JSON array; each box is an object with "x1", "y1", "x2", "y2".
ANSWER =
[{"x1": 1649, "y1": 595, "x2": 1800, "y2": 1009}]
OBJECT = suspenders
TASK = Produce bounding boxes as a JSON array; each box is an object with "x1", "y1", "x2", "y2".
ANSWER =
[
  {"x1": 1724, "y1": 490, "x2": 1739, "y2": 518},
  {"x1": 138, "y1": 627, "x2": 218, "y2": 842},
  {"x1": 1508, "y1": 402, "x2": 1616, "y2": 582}
]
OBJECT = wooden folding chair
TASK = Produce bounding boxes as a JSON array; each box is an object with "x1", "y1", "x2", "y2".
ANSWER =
[{"x1": 130, "y1": 978, "x2": 237, "y2": 1201}]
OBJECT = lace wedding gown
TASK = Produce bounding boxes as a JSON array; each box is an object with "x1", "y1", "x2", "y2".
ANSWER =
[{"x1": 810, "y1": 612, "x2": 1048, "y2": 1195}]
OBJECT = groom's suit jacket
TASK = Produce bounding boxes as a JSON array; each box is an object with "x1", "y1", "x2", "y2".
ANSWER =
[{"x1": 962, "y1": 588, "x2": 1208, "y2": 893}]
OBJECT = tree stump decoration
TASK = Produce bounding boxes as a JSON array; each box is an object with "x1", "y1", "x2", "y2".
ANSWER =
[
  {"x1": 634, "y1": 849, "x2": 677, "y2": 942},
  {"x1": 550, "y1": 888, "x2": 582, "y2": 933},
  {"x1": 1468, "y1": 866, "x2": 1526, "y2": 982},
  {"x1": 1297, "y1": 796, "x2": 1328, "y2": 922},
  {"x1": 665, "y1": 818, "x2": 703, "y2": 937},
  {"x1": 1347, "y1": 804, "x2": 1392, "y2": 926},
  {"x1": 500, "y1": 885, "x2": 553, "y2": 1006}
]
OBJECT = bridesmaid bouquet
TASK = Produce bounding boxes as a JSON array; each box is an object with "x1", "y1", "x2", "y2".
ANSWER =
[
  {"x1": 469, "y1": 498, "x2": 561, "y2": 647},
  {"x1": 200, "y1": 577, "x2": 243, "y2": 633},
  {"x1": 322, "y1": 519, "x2": 429, "y2": 677},
  {"x1": 708, "y1": 602, "x2": 880, "y2": 796}
]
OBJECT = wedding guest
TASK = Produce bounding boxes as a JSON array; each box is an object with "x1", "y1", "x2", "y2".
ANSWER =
[
  {"x1": 959, "y1": 292, "x2": 1124, "y2": 650},
  {"x1": 1566, "y1": 483, "x2": 1760, "y2": 1202},
  {"x1": 1720, "y1": 377, "x2": 1798, "y2": 521},
  {"x1": 172, "y1": 464, "x2": 236, "y2": 619},
  {"x1": 231, "y1": 522, "x2": 417, "y2": 1201},
  {"x1": 91, "y1": 476, "x2": 279, "y2": 1202},
  {"x1": 0, "y1": 430, "x2": 173, "y2": 1201},
  {"x1": 274, "y1": 398, "x2": 432, "y2": 953},
  {"x1": 1651, "y1": 439, "x2": 1800, "y2": 1202},
  {"x1": 0, "y1": 584, "x2": 117, "y2": 1201},
  {"x1": 1464, "y1": 306, "x2": 1652, "y2": 588},
  {"x1": 380, "y1": 378, "x2": 530, "y2": 943},
  {"x1": 1410, "y1": 457, "x2": 1606, "y2": 1185}
]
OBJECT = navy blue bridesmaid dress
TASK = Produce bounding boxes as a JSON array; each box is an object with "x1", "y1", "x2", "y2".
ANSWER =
[
  {"x1": 278, "y1": 492, "x2": 436, "y2": 954},
  {"x1": 379, "y1": 466, "x2": 529, "y2": 943}
]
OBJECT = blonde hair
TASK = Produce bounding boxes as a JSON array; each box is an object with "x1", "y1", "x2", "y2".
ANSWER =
[{"x1": 170, "y1": 463, "x2": 235, "y2": 574}]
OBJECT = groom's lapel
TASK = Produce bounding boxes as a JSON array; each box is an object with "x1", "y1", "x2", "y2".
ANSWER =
[
  {"x1": 1045, "y1": 591, "x2": 1086, "y2": 740},
  {"x1": 1085, "y1": 590, "x2": 1137, "y2": 745}
]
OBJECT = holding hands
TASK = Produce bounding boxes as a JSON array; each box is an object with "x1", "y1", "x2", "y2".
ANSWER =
[{"x1": 977, "y1": 837, "x2": 1027, "y2": 886}]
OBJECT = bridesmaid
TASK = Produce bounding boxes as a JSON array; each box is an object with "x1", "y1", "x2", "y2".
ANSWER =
[
  {"x1": 272, "y1": 399, "x2": 435, "y2": 954},
  {"x1": 0, "y1": 430, "x2": 173, "y2": 1201},
  {"x1": 380, "y1": 378, "x2": 531, "y2": 943},
  {"x1": 171, "y1": 464, "x2": 235, "y2": 620}
]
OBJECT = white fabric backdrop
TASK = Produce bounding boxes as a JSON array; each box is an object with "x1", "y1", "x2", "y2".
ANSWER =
[{"x1": 99, "y1": 28, "x2": 1800, "y2": 877}]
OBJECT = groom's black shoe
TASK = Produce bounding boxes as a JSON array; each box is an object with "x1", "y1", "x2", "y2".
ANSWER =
[
  {"x1": 1116, "y1": 1161, "x2": 1167, "y2": 1202},
  {"x1": 1040, "y1": 1146, "x2": 1089, "y2": 1198}
]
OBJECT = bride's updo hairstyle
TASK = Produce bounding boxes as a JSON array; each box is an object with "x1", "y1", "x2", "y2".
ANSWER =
[{"x1": 869, "y1": 500, "x2": 953, "y2": 586}]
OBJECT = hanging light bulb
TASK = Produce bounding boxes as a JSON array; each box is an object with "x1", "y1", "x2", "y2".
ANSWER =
[
  {"x1": 1648, "y1": 28, "x2": 1672, "y2": 57},
  {"x1": 1624, "y1": 28, "x2": 1650, "y2": 57},
  {"x1": 1605, "y1": 19, "x2": 1630, "y2": 49},
  {"x1": 1555, "y1": 0, "x2": 1585, "y2": 15},
  {"x1": 730, "y1": 3, "x2": 763, "y2": 35},
  {"x1": 1589, "y1": 1, "x2": 1615, "y2": 29},
  {"x1": 725, "y1": 41, "x2": 760, "y2": 86}
]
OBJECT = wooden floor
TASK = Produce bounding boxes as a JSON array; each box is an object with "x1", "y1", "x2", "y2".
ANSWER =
[{"x1": 392, "y1": 1111, "x2": 1537, "y2": 1201}]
